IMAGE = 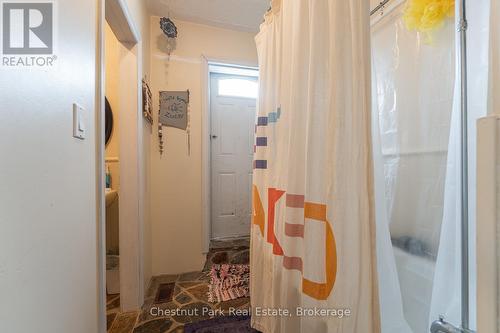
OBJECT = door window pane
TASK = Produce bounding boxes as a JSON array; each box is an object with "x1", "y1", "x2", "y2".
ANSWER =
[{"x1": 218, "y1": 79, "x2": 258, "y2": 99}]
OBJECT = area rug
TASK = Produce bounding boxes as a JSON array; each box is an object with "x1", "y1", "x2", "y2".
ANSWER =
[
  {"x1": 208, "y1": 264, "x2": 250, "y2": 303},
  {"x1": 184, "y1": 315, "x2": 259, "y2": 333}
]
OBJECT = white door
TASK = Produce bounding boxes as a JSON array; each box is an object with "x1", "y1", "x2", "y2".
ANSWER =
[{"x1": 210, "y1": 73, "x2": 257, "y2": 239}]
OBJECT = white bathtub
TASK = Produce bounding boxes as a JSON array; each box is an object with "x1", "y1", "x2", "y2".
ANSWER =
[{"x1": 393, "y1": 246, "x2": 436, "y2": 333}]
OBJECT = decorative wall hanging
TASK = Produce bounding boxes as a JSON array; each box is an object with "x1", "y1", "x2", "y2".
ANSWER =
[
  {"x1": 160, "y1": 17, "x2": 178, "y2": 38},
  {"x1": 403, "y1": 0, "x2": 454, "y2": 42},
  {"x1": 158, "y1": 123, "x2": 164, "y2": 155},
  {"x1": 159, "y1": 17, "x2": 178, "y2": 58},
  {"x1": 142, "y1": 78, "x2": 153, "y2": 125},
  {"x1": 159, "y1": 15, "x2": 178, "y2": 86},
  {"x1": 158, "y1": 90, "x2": 191, "y2": 155}
]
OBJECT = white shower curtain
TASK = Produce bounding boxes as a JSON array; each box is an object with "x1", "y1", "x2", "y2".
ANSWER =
[
  {"x1": 371, "y1": 1, "x2": 499, "y2": 332},
  {"x1": 371, "y1": 2, "x2": 456, "y2": 331},
  {"x1": 251, "y1": 1, "x2": 380, "y2": 332},
  {"x1": 430, "y1": 0, "x2": 499, "y2": 330}
]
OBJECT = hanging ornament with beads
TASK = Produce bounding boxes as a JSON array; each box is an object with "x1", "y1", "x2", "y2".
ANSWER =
[
  {"x1": 159, "y1": 1, "x2": 178, "y2": 85},
  {"x1": 159, "y1": 16, "x2": 178, "y2": 61}
]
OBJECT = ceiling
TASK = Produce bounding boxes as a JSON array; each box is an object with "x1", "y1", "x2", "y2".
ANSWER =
[{"x1": 147, "y1": 0, "x2": 270, "y2": 33}]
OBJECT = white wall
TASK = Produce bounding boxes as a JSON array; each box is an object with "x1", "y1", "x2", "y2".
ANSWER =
[
  {"x1": 0, "y1": 1, "x2": 99, "y2": 332},
  {"x1": 150, "y1": 18, "x2": 258, "y2": 275}
]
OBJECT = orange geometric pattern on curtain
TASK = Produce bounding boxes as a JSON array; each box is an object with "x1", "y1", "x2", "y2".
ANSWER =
[
  {"x1": 252, "y1": 185, "x2": 265, "y2": 236},
  {"x1": 252, "y1": 187, "x2": 337, "y2": 301},
  {"x1": 303, "y1": 202, "x2": 337, "y2": 300}
]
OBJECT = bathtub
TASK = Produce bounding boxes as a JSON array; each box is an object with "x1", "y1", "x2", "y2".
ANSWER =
[{"x1": 393, "y1": 246, "x2": 436, "y2": 333}]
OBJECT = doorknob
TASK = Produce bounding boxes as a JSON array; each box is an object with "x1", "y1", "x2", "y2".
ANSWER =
[{"x1": 211, "y1": 135, "x2": 218, "y2": 139}]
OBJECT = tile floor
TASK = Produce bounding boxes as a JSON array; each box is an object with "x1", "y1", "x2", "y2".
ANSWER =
[{"x1": 107, "y1": 237, "x2": 250, "y2": 333}]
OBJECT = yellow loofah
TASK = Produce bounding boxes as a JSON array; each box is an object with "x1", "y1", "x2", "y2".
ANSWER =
[{"x1": 403, "y1": 0, "x2": 454, "y2": 42}]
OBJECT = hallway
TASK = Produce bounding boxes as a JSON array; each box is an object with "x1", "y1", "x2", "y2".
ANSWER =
[
  {"x1": 1, "y1": 0, "x2": 498, "y2": 332},
  {"x1": 107, "y1": 239, "x2": 251, "y2": 333}
]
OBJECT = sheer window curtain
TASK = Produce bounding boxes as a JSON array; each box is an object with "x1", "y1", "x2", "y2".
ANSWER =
[{"x1": 251, "y1": 1, "x2": 380, "y2": 332}]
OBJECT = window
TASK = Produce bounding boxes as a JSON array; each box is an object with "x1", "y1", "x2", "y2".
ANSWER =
[{"x1": 218, "y1": 78, "x2": 258, "y2": 99}]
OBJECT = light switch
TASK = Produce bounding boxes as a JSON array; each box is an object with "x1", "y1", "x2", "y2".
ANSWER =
[{"x1": 73, "y1": 103, "x2": 86, "y2": 139}]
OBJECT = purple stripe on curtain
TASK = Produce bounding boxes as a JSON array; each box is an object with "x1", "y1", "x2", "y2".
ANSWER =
[
  {"x1": 256, "y1": 137, "x2": 268, "y2": 146},
  {"x1": 257, "y1": 117, "x2": 268, "y2": 126},
  {"x1": 254, "y1": 160, "x2": 267, "y2": 169},
  {"x1": 283, "y1": 256, "x2": 303, "y2": 272},
  {"x1": 285, "y1": 223, "x2": 304, "y2": 238},
  {"x1": 286, "y1": 194, "x2": 305, "y2": 208}
]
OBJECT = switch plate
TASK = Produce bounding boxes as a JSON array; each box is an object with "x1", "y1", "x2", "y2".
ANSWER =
[{"x1": 73, "y1": 103, "x2": 86, "y2": 139}]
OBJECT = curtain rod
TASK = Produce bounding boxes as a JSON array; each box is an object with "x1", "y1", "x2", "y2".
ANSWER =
[
  {"x1": 265, "y1": 1, "x2": 389, "y2": 17},
  {"x1": 266, "y1": 0, "x2": 390, "y2": 17},
  {"x1": 370, "y1": 0, "x2": 391, "y2": 16}
]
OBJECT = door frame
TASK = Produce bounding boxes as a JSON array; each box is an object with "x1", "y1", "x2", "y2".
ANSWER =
[
  {"x1": 200, "y1": 56, "x2": 258, "y2": 253},
  {"x1": 97, "y1": 0, "x2": 144, "y2": 331},
  {"x1": 476, "y1": 115, "x2": 500, "y2": 333}
]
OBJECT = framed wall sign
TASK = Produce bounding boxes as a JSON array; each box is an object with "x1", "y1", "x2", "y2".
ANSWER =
[{"x1": 159, "y1": 91, "x2": 189, "y2": 129}]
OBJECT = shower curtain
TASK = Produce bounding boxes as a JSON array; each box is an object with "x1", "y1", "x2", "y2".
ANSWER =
[
  {"x1": 430, "y1": 0, "x2": 499, "y2": 330},
  {"x1": 371, "y1": 1, "x2": 500, "y2": 332},
  {"x1": 251, "y1": 1, "x2": 380, "y2": 332},
  {"x1": 371, "y1": 5, "x2": 456, "y2": 332}
]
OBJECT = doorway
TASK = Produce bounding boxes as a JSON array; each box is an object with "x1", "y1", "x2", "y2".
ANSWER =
[
  {"x1": 100, "y1": 0, "x2": 144, "y2": 330},
  {"x1": 209, "y1": 65, "x2": 258, "y2": 240}
]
